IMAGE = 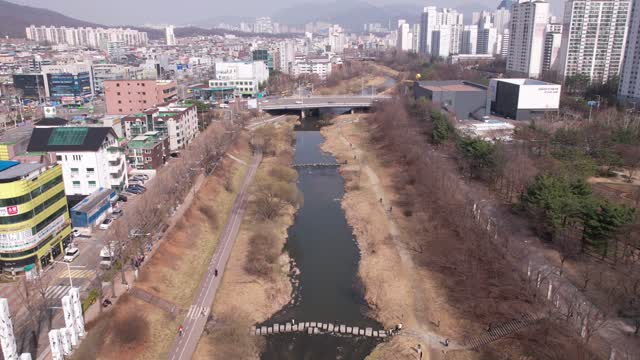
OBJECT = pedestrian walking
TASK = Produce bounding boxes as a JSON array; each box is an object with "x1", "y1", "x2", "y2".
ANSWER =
[
  {"x1": 214, "y1": 268, "x2": 218, "y2": 277},
  {"x1": 179, "y1": 326, "x2": 184, "y2": 336},
  {"x1": 417, "y1": 344, "x2": 423, "y2": 360},
  {"x1": 444, "y1": 338, "x2": 449, "y2": 347},
  {"x1": 126, "y1": 283, "x2": 130, "y2": 292},
  {"x1": 201, "y1": 308, "x2": 206, "y2": 317}
]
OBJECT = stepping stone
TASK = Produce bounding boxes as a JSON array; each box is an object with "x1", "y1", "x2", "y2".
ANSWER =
[
  {"x1": 379, "y1": 332, "x2": 386, "y2": 338},
  {"x1": 314, "y1": 327, "x2": 319, "y2": 334},
  {"x1": 285, "y1": 323, "x2": 292, "y2": 332},
  {"x1": 365, "y1": 328, "x2": 372, "y2": 336},
  {"x1": 310, "y1": 322, "x2": 317, "y2": 327},
  {"x1": 322, "y1": 323, "x2": 328, "y2": 331},
  {"x1": 372, "y1": 331, "x2": 378, "y2": 337},
  {"x1": 307, "y1": 327, "x2": 313, "y2": 335},
  {"x1": 340, "y1": 325, "x2": 346, "y2": 333},
  {"x1": 359, "y1": 329, "x2": 365, "y2": 336},
  {"x1": 261, "y1": 326, "x2": 267, "y2": 335},
  {"x1": 347, "y1": 326, "x2": 352, "y2": 333},
  {"x1": 298, "y1": 324, "x2": 305, "y2": 332},
  {"x1": 352, "y1": 327, "x2": 359, "y2": 335},
  {"x1": 267, "y1": 327, "x2": 273, "y2": 334},
  {"x1": 273, "y1": 324, "x2": 279, "y2": 333},
  {"x1": 292, "y1": 325, "x2": 298, "y2": 331},
  {"x1": 328, "y1": 324, "x2": 334, "y2": 332}
]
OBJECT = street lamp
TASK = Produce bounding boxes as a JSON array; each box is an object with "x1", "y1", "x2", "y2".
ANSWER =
[{"x1": 51, "y1": 261, "x2": 85, "y2": 288}]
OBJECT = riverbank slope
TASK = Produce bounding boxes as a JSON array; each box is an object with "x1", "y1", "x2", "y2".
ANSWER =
[{"x1": 192, "y1": 119, "x2": 299, "y2": 359}]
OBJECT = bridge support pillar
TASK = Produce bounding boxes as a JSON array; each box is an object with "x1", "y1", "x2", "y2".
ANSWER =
[
  {"x1": 300, "y1": 109, "x2": 306, "y2": 119},
  {"x1": 351, "y1": 109, "x2": 355, "y2": 114}
]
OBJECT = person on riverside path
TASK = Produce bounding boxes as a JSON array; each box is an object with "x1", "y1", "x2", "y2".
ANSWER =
[
  {"x1": 214, "y1": 268, "x2": 218, "y2": 277},
  {"x1": 417, "y1": 344, "x2": 423, "y2": 359},
  {"x1": 179, "y1": 325, "x2": 184, "y2": 336}
]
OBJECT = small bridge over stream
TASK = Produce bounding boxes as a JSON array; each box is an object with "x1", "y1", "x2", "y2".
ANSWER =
[
  {"x1": 292, "y1": 163, "x2": 342, "y2": 169},
  {"x1": 253, "y1": 321, "x2": 391, "y2": 339}
]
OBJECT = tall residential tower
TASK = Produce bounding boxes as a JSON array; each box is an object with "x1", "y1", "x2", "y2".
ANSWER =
[
  {"x1": 507, "y1": 0, "x2": 550, "y2": 78},
  {"x1": 619, "y1": 0, "x2": 640, "y2": 102}
]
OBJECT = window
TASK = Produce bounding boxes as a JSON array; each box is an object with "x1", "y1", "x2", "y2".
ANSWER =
[
  {"x1": 117, "y1": 92, "x2": 121, "y2": 96},
  {"x1": 56, "y1": 155, "x2": 62, "y2": 161},
  {"x1": 70, "y1": 167, "x2": 79, "y2": 174},
  {"x1": 88, "y1": 181, "x2": 97, "y2": 188},
  {"x1": 118, "y1": 100, "x2": 122, "y2": 104},
  {"x1": 72, "y1": 181, "x2": 80, "y2": 188},
  {"x1": 145, "y1": 157, "x2": 152, "y2": 161},
  {"x1": 144, "y1": 149, "x2": 152, "y2": 154},
  {"x1": 116, "y1": 83, "x2": 120, "y2": 87},
  {"x1": 86, "y1": 167, "x2": 95, "y2": 175}
]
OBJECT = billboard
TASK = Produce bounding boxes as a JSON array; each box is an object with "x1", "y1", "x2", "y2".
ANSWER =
[{"x1": 517, "y1": 85, "x2": 561, "y2": 109}]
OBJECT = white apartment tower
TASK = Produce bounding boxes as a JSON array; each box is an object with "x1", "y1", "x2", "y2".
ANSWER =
[
  {"x1": 619, "y1": 0, "x2": 640, "y2": 102},
  {"x1": 558, "y1": 0, "x2": 632, "y2": 84},
  {"x1": 419, "y1": 7, "x2": 463, "y2": 56},
  {"x1": 461, "y1": 25, "x2": 479, "y2": 54},
  {"x1": 165, "y1": 25, "x2": 176, "y2": 46},
  {"x1": 543, "y1": 24, "x2": 563, "y2": 72},
  {"x1": 507, "y1": 0, "x2": 550, "y2": 78},
  {"x1": 396, "y1": 20, "x2": 413, "y2": 52}
]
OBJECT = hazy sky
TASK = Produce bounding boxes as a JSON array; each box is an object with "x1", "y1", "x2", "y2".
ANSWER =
[{"x1": 12, "y1": 0, "x2": 564, "y2": 26}]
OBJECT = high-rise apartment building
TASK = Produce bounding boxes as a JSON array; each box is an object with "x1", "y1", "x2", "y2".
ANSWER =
[
  {"x1": 165, "y1": 25, "x2": 176, "y2": 46},
  {"x1": 26, "y1": 26, "x2": 147, "y2": 48},
  {"x1": 501, "y1": 29, "x2": 511, "y2": 58},
  {"x1": 619, "y1": 0, "x2": 640, "y2": 103},
  {"x1": 542, "y1": 24, "x2": 563, "y2": 73},
  {"x1": 255, "y1": 17, "x2": 274, "y2": 33},
  {"x1": 328, "y1": 25, "x2": 347, "y2": 53},
  {"x1": 461, "y1": 25, "x2": 479, "y2": 54},
  {"x1": 558, "y1": 0, "x2": 632, "y2": 83},
  {"x1": 478, "y1": 27, "x2": 499, "y2": 55},
  {"x1": 419, "y1": 7, "x2": 463, "y2": 56},
  {"x1": 507, "y1": 0, "x2": 550, "y2": 78},
  {"x1": 397, "y1": 20, "x2": 413, "y2": 52}
]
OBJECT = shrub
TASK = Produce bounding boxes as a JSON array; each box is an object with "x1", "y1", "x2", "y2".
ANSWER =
[
  {"x1": 244, "y1": 229, "x2": 280, "y2": 279},
  {"x1": 82, "y1": 289, "x2": 100, "y2": 313},
  {"x1": 112, "y1": 311, "x2": 149, "y2": 346}
]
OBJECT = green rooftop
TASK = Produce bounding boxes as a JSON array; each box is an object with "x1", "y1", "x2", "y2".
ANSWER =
[
  {"x1": 157, "y1": 113, "x2": 177, "y2": 117},
  {"x1": 48, "y1": 127, "x2": 88, "y2": 146}
]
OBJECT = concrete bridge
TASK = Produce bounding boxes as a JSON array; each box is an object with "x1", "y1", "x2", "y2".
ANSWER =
[
  {"x1": 252, "y1": 321, "x2": 390, "y2": 339},
  {"x1": 260, "y1": 95, "x2": 390, "y2": 117}
]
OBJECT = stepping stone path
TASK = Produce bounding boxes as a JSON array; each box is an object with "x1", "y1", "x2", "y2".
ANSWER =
[{"x1": 252, "y1": 321, "x2": 391, "y2": 339}]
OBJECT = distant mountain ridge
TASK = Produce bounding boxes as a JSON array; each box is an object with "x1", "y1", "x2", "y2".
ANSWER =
[{"x1": 0, "y1": 0, "x2": 102, "y2": 38}]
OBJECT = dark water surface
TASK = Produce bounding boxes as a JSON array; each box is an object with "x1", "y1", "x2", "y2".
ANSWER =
[{"x1": 260, "y1": 120, "x2": 381, "y2": 360}]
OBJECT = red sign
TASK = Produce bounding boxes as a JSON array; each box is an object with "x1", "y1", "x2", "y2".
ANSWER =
[{"x1": 0, "y1": 205, "x2": 19, "y2": 216}]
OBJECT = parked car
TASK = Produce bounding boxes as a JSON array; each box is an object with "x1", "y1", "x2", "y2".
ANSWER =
[
  {"x1": 132, "y1": 174, "x2": 149, "y2": 180},
  {"x1": 126, "y1": 187, "x2": 144, "y2": 194},
  {"x1": 129, "y1": 184, "x2": 146, "y2": 192},
  {"x1": 129, "y1": 180, "x2": 144, "y2": 186},
  {"x1": 63, "y1": 247, "x2": 80, "y2": 262},
  {"x1": 130, "y1": 177, "x2": 146, "y2": 183},
  {"x1": 99, "y1": 218, "x2": 114, "y2": 230},
  {"x1": 112, "y1": 208, "x2": 124, "y2": 218},
  {"x1": 71, "y1": 229, "x2": 80, "y2": 238}
]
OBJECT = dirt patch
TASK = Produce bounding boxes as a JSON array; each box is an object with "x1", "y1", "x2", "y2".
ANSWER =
[{"x1": 193, "y1": 121, "x2": 297, "y2": 358}]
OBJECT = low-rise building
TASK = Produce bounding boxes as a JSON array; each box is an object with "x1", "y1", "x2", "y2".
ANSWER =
[
  {"x1": 488, "y1": 78, "x2": 560, "y2": 120},
  {"x1": 414, "y1": 80, "x2": 488, "y2": 120},
  {"x1": 0, "y1": 161, "x2": 71, "y2": 271},
  {"x1": 291, "y1": 57, "x2": 333, "y2": 80},
  {"x1": 26, "y1": 123, "x2": 128, "y2": 196},
  {"x1": 104, "y1": 79, "x2": 177, "y2": 115},
  {"x1": 70, "y1": 188, "x2": 116, "y2": 234},
  {"x1": 41, "y1": 63, "x2": 94, "y2": 104},
  {"x1": 126, "y1": 131, "x2": 170, "y2": 170}
]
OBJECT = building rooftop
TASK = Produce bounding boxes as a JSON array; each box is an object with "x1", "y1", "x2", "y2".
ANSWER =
[
  {"x1": 497, "y1": 78, "x2": 558, "y2": 86},
  {"x1": 418, "y1": 80, "x2": 487, "y2": 92},
  {"x1": 35, "y1": 117, "x2": 69, "y2": 127},
  {"x1": 27, "y1": 127, "x2": 116, "y2": 152},
  {"x1": 0, "y1": 162, "x2": 46, "y2": 182},
  {"x1": 71, "y1": 188, "x2": 114, "y2": 213}
]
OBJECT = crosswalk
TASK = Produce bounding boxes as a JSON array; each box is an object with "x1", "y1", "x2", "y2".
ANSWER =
[
  {"x1": 45, "y1": 285, "x2": 72, "y2": 300},
  {"x1": 58, "y1": 269, "x2": 95, "y2": 279},
  {"x1": 186, "y1": 305, "x2": 209, "y2": 320}
]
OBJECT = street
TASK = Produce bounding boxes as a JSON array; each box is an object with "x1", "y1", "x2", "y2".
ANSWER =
[{"x1": 167, "y1": 151, "x2": 262, "y2": 360}]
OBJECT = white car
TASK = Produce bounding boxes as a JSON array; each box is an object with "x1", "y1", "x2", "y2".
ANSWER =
[
  {"x1": 63, "y1": 247, "x2": 79, "y2": 262},
  {"x1": 99, "y1": 218, "x2": 114, "y2": 230}
]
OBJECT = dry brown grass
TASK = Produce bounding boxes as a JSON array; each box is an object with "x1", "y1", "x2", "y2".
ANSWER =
[
  {"x1": 193, "y1": 307, "x2": 264, "y2": 360},
  {"x1": 193, "y1": 121, "x2": 297, "y2": 357},
  {"x1": 73, "y1": 133, "x2": 252, "y2": 360}
]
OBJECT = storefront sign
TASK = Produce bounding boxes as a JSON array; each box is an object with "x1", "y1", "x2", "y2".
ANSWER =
[
  {"x1": 0, "y1": 215, "x2": 66, "y2": 251},
  {"x1": 0, "y1": 206, "x2": 19, "y2": 216}
]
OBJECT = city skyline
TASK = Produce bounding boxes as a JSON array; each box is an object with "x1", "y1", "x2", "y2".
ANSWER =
[{"x1": 10, "y1": 0, "x2": 565, "y2": 27}]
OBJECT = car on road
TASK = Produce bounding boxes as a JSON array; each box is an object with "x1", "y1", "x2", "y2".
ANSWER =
[
  {"x1": 99, "y1": 218, "x2": 114, "y2": 230},
  {"x1": 63, "y1": 247, "x2": 80, "y2": 262},
  {"x1": 219, "y1": 103, "x2": 229, "y2": 108},
  {"x1": 295, "y1": 100, "x2": 303, "y2": 104}
]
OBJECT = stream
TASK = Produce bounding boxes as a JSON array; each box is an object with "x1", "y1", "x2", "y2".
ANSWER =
[{"x1": 260, "y1": 117, "x2": 382, "y2": 359}]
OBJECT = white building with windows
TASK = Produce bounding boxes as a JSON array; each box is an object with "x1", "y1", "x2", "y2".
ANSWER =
[
  {"x1": 292, "y1": 57, "x2": 333, "y2": 80},
  {"x1": 328, "y1": 24, "x2": 347, "y2": 53},
  {"x1": 507, "y1": 0, "x2": 550, "y2": 78},
  {"x1": 461, "y1": 25, "x2": 478, "y2": 54},
  {"x1": 543, "y1": 24, "x2": 563, "y2": 73},
  {"x1": 419, "y1": 7, "x2": 464, "y2": 56},
  {"x1": 165, "y1": 25, "x2": 176, "y2": 46},
  {"x1": 619, "y1": 0, "x2": 640, "y2": 103},
  {"x1": 27, "y1": 121, "x2": 127, "y2": 196},
  {"x1": 559, "y1": 0, "x2": 632, "y2": 84},
  {"x1": 25, "y1": 25, "x2": 148, "y2": 47},
  {"x1": 396, "y1": 20, "x2": 413, "y2": 52}
]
